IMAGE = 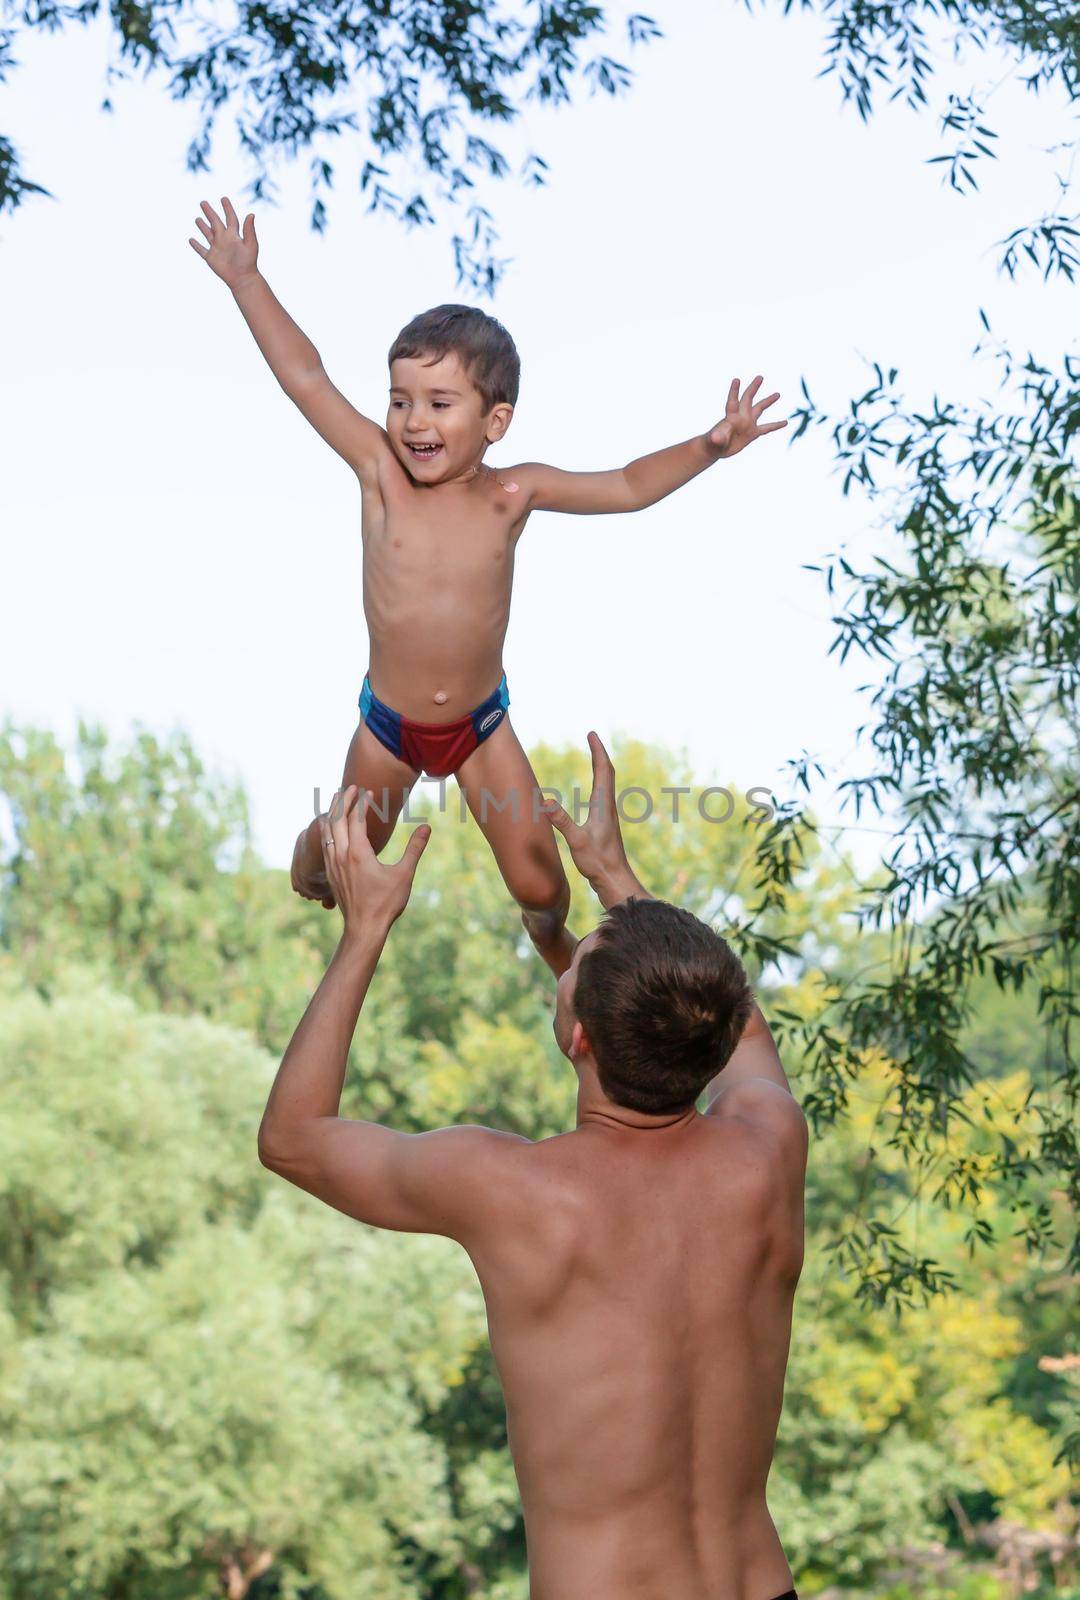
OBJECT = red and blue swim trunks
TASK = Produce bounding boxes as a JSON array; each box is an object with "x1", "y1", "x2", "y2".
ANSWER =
[{"x1": 358, "y1": 673, "x2": 510, "y2": 779}]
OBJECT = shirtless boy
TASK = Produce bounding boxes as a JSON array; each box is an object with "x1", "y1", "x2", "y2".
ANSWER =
[{"x1": 189, "y1": 197, "x2": 787, "y2": 976}]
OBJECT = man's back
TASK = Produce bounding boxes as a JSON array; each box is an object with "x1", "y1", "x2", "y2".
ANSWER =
[{"x1": 465, "y1": 1101, "x2": 806, "y2": 1600}]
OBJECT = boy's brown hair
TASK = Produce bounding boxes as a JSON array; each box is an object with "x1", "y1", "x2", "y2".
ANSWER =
[
  {"x1": 574, "y1": 899, "x2": 754, "y2": 1115},
  {"x1": 388, "y1": 304, "x2": 520, "y2": 410}
]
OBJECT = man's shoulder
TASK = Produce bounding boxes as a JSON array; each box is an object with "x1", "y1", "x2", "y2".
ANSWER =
[
  {"x1": 705, "y1": 1081, "x2": 808, "y2": 1157},
  {"x1": 460, "y1": 1130, "x2": 588, "y2": 1266},
  {"x1": 455, "y1": 1125, "x2": 545, "y2": 1191}
]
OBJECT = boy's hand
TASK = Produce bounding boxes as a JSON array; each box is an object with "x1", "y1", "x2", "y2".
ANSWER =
[
  {"x1": 189, "y1": 196, "x2": 259, "y2": 291},
  {"x1": 708, "y1": 376, "x2": 787, "y2": 458},
  {"x1": 321, "y1": 787, "x2": 431, "y2": 943}
]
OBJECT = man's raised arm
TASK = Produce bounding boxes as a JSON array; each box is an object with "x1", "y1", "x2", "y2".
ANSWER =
[
  {"x1": 545, "y1": 735, "x2": 803, "y2": 1133},
  {"x1": 258, "y1": 788, "x2": 529, "y2": 1244},
  {"x1": 189, "y1": 197, "x2": 387, "y2": 477},
  {"x1": 702, "y1": 1003, "x2": 793, "y2": 1104},
  {"x1": 700, "y1": 1001, "x2": 806, "y2": 1169}
]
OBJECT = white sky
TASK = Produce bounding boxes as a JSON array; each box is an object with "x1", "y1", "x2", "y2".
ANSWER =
[{"x1": 0, "y1": 4, "x2": 1072, "y2": 867}]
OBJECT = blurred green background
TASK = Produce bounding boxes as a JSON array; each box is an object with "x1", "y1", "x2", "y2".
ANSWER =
[{"x1": 0, "y1": 721, "x2": 1074, "y2": 1599}]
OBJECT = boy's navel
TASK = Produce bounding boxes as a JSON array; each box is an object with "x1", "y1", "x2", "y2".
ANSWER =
[{"x1": 433, "y1": 690, "x2": 448, "y2": 705}]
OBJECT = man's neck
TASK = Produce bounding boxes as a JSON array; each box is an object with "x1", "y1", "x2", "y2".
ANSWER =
[{"x1": 574, "y1": 1061, "x2": 699, "y2": 1132}]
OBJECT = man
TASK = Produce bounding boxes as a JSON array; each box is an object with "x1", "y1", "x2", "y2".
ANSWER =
[{"x1": 258, "y1": 733, "x2": 808, "y2": 1600}]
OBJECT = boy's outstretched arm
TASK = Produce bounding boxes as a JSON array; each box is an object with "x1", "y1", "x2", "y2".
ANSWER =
[
  {"x1": 517, "y1": 376, "x2": 786, "y2": 515},
  {"x1": 189, "y1": 197, "x2": 386, "y2": 477}
]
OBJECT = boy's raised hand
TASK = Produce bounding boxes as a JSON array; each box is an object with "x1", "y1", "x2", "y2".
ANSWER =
[
  {"x1": 708, "y1": 376, "x2": 787, "y2": 458},
  {"x1": 189, "y1": 197, "x2": 259, "y2": 290}
]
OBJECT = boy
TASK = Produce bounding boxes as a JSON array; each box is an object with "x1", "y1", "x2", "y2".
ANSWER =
[{"x1": 189, "y1": 197, "x2": 786, "y2": 976}]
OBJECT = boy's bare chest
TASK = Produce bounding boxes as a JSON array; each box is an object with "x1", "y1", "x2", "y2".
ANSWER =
[{"x1": 362, "y1": 496, "x2": 521, "y2": 578}]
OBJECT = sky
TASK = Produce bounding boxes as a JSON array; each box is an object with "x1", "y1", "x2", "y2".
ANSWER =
[{"x1": 0, "y1": 2, "x2": 1072, "y2": 869}]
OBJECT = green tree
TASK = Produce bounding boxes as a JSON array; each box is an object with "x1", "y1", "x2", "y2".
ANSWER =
[
  {"x1": 753, "y1": 0, "x2": 1078, "y2": 274},
  {"x1": 0, "y1": 718, "x2": 852, "y2": 1123},
  {"x1": 2, "y1": 722, "x2": 1075, "y2": 1596},
  {"x1": 2, "y1": 976, "x2": 1071, "y2": 1597},
  {"x1": 0, "y1": 0, "x2": 660, "y2": 290},
  {"x1": 0, "y1": 719, "x2": 335, "y2": 1054},
  {"x1": 743, "y1": 0, "x2": 1079, "y2": 1301},
  {"x1": 0, "y1": 980, "x2": 488, "y2": 1600},
  {"x1": 771, "y1": 1061, "x2": 1074, "y2": 1591}
]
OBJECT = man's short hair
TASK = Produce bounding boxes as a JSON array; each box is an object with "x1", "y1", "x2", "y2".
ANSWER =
[
  {"x1": 388, "y1": 304, "x2": 520, "y2": 409},
  {"x1": 574, "y1": 899, "x2": 754, "y2": 1115}
]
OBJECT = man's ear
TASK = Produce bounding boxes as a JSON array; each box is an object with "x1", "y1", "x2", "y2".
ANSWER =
[
  {"x1": 486, "y1": 403, "x2": 513, "y2": 443},
  {"x1": 569, "y1": 1020, "x2": 590, "y2": 1062}
]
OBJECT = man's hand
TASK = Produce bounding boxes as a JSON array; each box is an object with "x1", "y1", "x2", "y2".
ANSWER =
[
  {"x1": 189, "y1": 196, "x2": 259, "y2": 291},
  {"x1": 321, "y1": 786, "x2": 431, "y2": 942},
  {"x1": 542, "y1": 732, "x2": 651, "y2": 910},
  {"x1": 707, "y1": 376, "x2": 787, "y2": 459}
]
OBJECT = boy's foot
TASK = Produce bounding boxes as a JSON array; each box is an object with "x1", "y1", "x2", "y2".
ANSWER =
[{"x1": 290, "y1": 825, "x2": 337, "y2": 909}]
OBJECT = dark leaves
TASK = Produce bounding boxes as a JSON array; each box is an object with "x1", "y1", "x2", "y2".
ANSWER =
[
  {"x1": 746, "y1": 337, "x2": 1079, "y2": 1300},
  {"x1": 1, "y1": 0, "x2": 660, "y2": 292}
]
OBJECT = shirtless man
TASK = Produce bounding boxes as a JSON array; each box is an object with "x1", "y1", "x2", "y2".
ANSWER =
[
  {"x1": 189, "y1": 198, "x2": 786, "y2": 977},
  {"x1": 258, "y1": 733, "x2": 808, "y2": 1600}
]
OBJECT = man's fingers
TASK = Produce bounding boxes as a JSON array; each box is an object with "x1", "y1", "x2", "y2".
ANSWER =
[
  {"x1": 329, "y1": 785, "x2": 357, "y2": 855},
  {"x1": 542, "y1": 799, "x2": 572, "y2": 835},
  {"x1": 188, "y1": 239, "x2": 210, "y2": 260},
  {"x1": 321, "y1": 788, "x2": 348, "y2": 862},
  {"x1": 726, "y1": 376, "x2": 740, "y2": 411},
  {"x1": 221, "y1": 195, "x2": 239, "y2": 230},
  {"x1": 195, "y1": 217, "x2": 212, "y2": 241},
  {"x1": 758, "y1": 419, "x2": 789, "y2": 434},
  {"x1": 346, "y1": 788, "x2": 377, "y2": 857},
  {"x1": 744, "y1": 375, "x2": 763, "y2": 404},
  {"x1": 199, "y1": 199, "x2": 223, "y2": 234},
  {"x1": 586, "y1": 730, "x2": 615, "y2": 817},
  {"x1": 752, "y1": 391, "x2": 781, "y2": 417},
  {"x1": 242, "y1": 212, "x2": 257, "y2": 245},
  {"x1": 397, "y1": 822, "x2": 432, "y2": 875}
]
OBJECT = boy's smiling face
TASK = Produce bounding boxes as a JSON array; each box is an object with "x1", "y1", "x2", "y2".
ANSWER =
[{"x1": 387, "y1": 352, "x2": 513, "y2": 484}]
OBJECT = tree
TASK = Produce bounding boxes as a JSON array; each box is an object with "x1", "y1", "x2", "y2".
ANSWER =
[
  {"x1": 0, "y1": 719, "x2": 335, "y2": 1054},
  {"x1": 751, "y1": 0, "x2": 1078, "y2": 278},
  {"x1": 740, "y1": 0, "x2": 1079, "y2": 1303},
  {"x1": 2, "y1": 721, "x2": 1074, "y2": 1595},
  {"x1": 0, "y1": 718, "x2": 835, "y2": 1118},
  {"x1": 0, "y1": 0, "x2": 660, "y2": 291},
  {"x1": 0, "y1": 981, "x2": 487, "y2": 1600},
  {"x1": 771, "y1": 1060, "x2": 1074, "y2": 1592}
]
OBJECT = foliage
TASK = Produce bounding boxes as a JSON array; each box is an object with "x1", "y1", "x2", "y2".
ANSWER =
[
  {"x1": 739, "y1": 0, "x2": 1080, "y2": 1299},
  {"x1": 0, "y1": 719, "x2": 336, "y2": 1054},
  {"x1": 0, "y1": 979, "x2": 491, "y2": 1600},
  {"x1": 751, "y1": 0, "x2": 1078, "y2": 266},
  {"x1": 0, "y1": 0, "x2": 660, "y2": 290},
  {"x1": 2, "y1": 722, "x2": 1076, "y2": 1596},
  {"x1": 774, "y1": 1067, "x2": 1073, "y2": 1588}
]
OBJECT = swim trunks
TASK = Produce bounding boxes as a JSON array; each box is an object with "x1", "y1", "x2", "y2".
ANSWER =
[
  {"x1": 358, "y1": 674, "x2": 509, "y2": 779},
  {"x1": 769, "y1": 1590, "x2": 798, "y2": 1599}
]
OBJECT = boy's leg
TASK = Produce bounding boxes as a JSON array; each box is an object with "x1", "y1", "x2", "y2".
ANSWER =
[
  {"x1": 456, "y1": 719, "x2": 575, "y2": 977},
  {"x1": 291, "y1": 721, "x2": 420, "y2": 907}
]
